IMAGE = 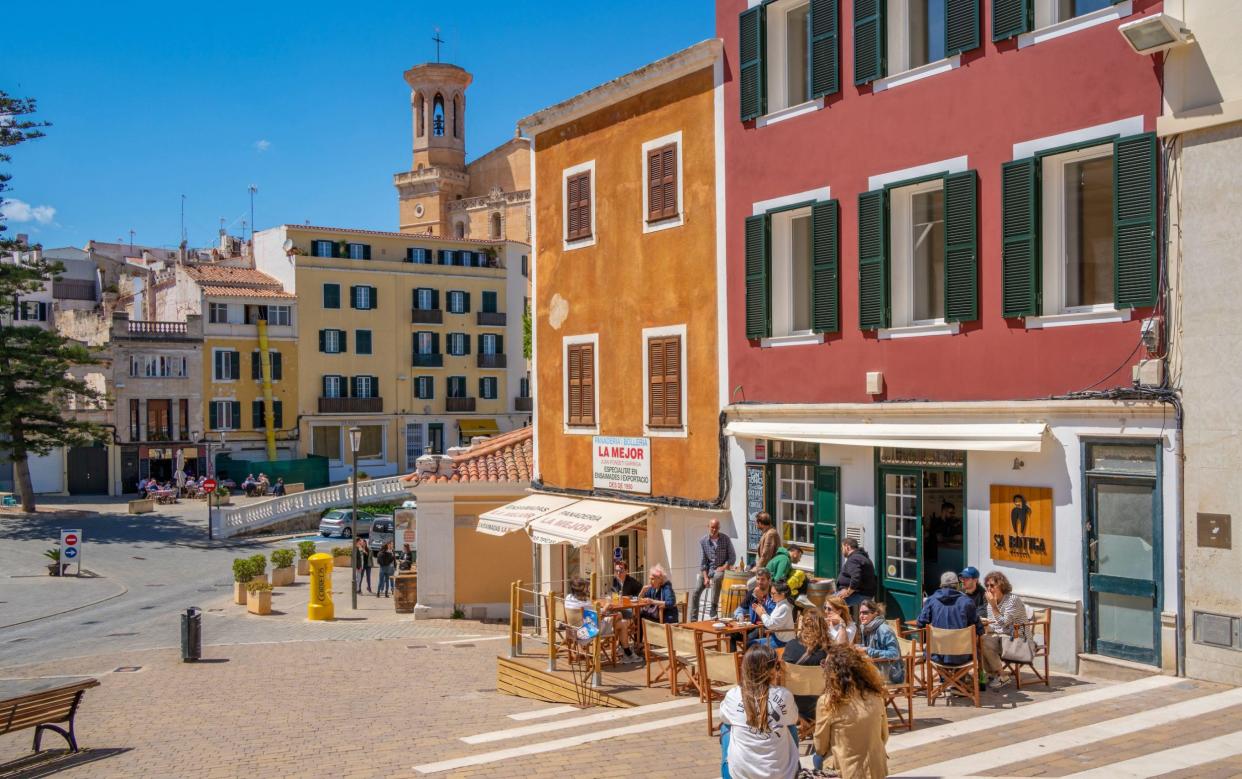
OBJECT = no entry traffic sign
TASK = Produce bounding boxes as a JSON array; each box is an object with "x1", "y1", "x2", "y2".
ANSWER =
[
  {"x1": 59, "y1": 528, "x2": 82, "y2": 575},
  {"x1": 202, "y1": 478, "x2": 218, "y2": 494}
]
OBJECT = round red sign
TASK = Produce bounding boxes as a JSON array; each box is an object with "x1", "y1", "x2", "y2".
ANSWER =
[
  {"x1": 64, "y1": 533, "x2": 78, "y2": 545},
  {"x1": 203, "y1": 479, "x2": 218, "y2": 494}
]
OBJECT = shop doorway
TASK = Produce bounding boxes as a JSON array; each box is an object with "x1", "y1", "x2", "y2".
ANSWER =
[
  {"x1": 876, "y1": 449, "x2": 966, "y2": 622},
  {"x1": 1084, "y1": 441, "x2": 1162, "y2": 666},
  {"x1": 67, "y1": 445, "x2": 108, "y2": 495}
]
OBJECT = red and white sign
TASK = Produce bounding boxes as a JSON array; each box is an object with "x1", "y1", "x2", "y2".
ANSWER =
[
  {"x1": 202, "y1": 478, "x2": 218, "y2": 494},
  {"x1": 592, "y1": 436, "x2": 651, "y2": 494},
  {"x1": 59, "y1": 528, "x2": 82, "y2": 574}
]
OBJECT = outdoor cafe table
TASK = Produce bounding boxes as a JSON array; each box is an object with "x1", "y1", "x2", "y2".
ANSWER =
[
  {"x1": 150, "y1": 489, "x2": 178, "y2": 504},
  {"x1": 678, "y1": 621, "x2": 759, "y2": 700}
]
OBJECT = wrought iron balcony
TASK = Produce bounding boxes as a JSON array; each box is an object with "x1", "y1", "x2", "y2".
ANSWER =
[
  {"x1": 477, "y1": 353, "x2": 507, "y2": 369},
  {"x1": 318, "y1": 397, "x2": 383, "y2": 413},
  {"x1": 514, "y1": 396, "x2": 532, "y2": 412},
  {"x1": 411, "y1": 308, "x2": 443, "y2": 325},
  {"x1": 446, "y1": 396, "x2": 476, "y2": 413},
  {"x1": 477, "y1": 311, "x2": 506, "y2": 327},
  {"x1": 412, "y1": 353, "x2": 444, "y2": 368}
]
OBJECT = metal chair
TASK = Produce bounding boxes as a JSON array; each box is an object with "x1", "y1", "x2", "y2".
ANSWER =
[{"x1": 925, "y1": 626, "x2": 981, "y2": 707}]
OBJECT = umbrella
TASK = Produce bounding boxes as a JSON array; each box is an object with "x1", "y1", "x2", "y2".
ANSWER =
[{"x1": 175, "y1": 448, "x2": 186, "y2": 473}]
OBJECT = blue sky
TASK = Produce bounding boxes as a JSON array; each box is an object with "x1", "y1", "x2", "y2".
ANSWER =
[{"x1": 3, "y1": 1, "x2": 712, "y2": 250}]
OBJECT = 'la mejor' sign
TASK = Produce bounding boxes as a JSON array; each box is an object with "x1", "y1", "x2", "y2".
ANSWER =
[{"x1": 593, "y1": 436, "x2": 651, "y2": 494}]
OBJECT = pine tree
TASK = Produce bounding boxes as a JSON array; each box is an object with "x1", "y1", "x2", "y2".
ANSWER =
[{"x1": 1, "y1": 92, "x2": 105, "y2": 511}]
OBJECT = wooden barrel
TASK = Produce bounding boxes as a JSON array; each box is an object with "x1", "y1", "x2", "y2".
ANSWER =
[
  {"x1": 717, "y1": 569, "x2": 751, "y2": 617},
  {"x1": 393, "y1": 572, "x2": 418, "y2": 613},
  {"x1": 806, "y1": 579, "x2": 835, "y2": 610}
]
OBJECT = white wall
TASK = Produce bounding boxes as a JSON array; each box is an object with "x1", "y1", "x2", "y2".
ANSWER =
[
  {"x1": 413, "y1": 496, "x2": 455, "y2": 618},
  {"x1": 27, "y1": 450, "x2": 64, "y2": 494},
  {"x1": 252, "y1": 227, "x2": 297, "y2": 294}
]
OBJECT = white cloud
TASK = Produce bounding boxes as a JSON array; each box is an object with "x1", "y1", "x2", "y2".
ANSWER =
[
  {"x1": 1, "y1": 198, "x2": 56, "y2": 224},
  {"x1": 254, "y1": 139, "x2": 271, "y2": 152}
]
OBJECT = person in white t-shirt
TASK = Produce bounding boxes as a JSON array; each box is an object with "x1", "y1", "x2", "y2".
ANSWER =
[{"x1": 719, "y1": 643, "x2": 800, "y2": 779}]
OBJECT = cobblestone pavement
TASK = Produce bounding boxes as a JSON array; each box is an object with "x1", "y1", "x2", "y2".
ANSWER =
[{"x1": 1, "y1": 631, "x2": 1238, "y2": 779}]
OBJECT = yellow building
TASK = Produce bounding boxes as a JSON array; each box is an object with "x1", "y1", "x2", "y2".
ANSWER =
[
  {"x1": 253, "y1": 224, "x2": 531, "y2": 483},
  {"x1": 393, "y1": 61, "x2": 531, "y2": 243}
]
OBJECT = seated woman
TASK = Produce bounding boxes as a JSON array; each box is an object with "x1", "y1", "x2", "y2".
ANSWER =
[
  {"x1": 563, "y1": 577, "x2": 614, "y2": 645},
  {"x1": 638, "y1": 564, "x2": 678, "y2": 624},
  {"x1": 980, "y1": 570, "x2": 1030, "y2": 689},
  {"x1": 750, "y1": 581, "x2": 796, "y2": 648},
  {"x1": 719, "y1": 643, "x2": 800, "y2": 779},
  {"x1": 812, "y1": 644, "x2": 890, "y2": 779},
  {"x1": 858, "y1": 599, "x2": 904, "y2": 684},
  {"x1": 824, "y1": 596, "x2": 858, "y2": 646},
  {"x1": 781, "y1": 607, "x2": 832, "y2": 723}
]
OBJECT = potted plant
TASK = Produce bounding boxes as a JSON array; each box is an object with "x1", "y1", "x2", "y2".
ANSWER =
[
  {"x1": 296, "y1": 540, "x2": 316, "y2": 576},
  {"x1": 331, "y1": 546, "x2": 352, "y2": 568},
  {"x1": 43, "y1": 548, "x2": 62, "y2": 576},
  {"x1": 248, "y1": 553, "x2": 268, "y2": 585},
  {"x1": 270, "y1": 549, "x2": 295, "y2": 586},
  {"x1": 246, "y1": 580, "x2": 273, "y2": 615},
  {"x1": 211, "y1": 486, "x2": 232, "y2": 507},
  {"x1": 232, "y1": 557, "x2": 257, "y2": 604}
]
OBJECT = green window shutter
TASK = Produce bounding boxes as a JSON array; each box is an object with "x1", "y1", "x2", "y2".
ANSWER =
[
  {"x1": 464, "y1": 333, "x2": 472, "y2": 355},
  {"x1": 811, "y1": 199, "x2": 840, "y2": 333},
  {"x1": 362, "y1": 244, "x2": 371, "y2": 260},
  {"x1": 350, "y1": 376, "x2": 358, "y2": 398},
  {"x1": 853, "y1": 0, "x2": 885, "y2": 85},
  {"x1": 229, "y1": 351, "x2": 240, "y2": 379},
  {"x1": 496, "y1": 334, "x2": 504, "y2": 353},
  {"x1": 992, "y1": 0, "x2": 1032, "y2": 41},
  {"x1": 809, "y1": 0, "x2": 840, "y2": 99},
  {"x1": 739, "y1": 6, "x2": 766, "y2": 121},
  {"x1": 857, "y1": 190, "x2": 890, "y2": 330},
  {"x1": 251, "y1": 351, "x2": 261, "y2": 380},
  {"x1": 744, "y1": 214, "x2": 771, "y2": 340},
  {"x1": 1001, "y1": 158, "x2": 1041, "y2": 317},
  {"x1": 231, "y1": 401, "x2": 241, "y2": 426},
  {"x1": 482, "y1": 290, "x2": 497, "y2": 313},
  {"x1": 273, "y1": 401, "x2": 283, "y2": 429},
  {"x1": 945, "y1": 0, "x2": 980, "y2": 55},
  {"x1": 432, "y1": 289, "x2": 440, "y2": 310},
  {"x1": 356, "y1": 330, "x2": 372, "y2": 355},
  {"x1": 323, "y1": 284, "x2": 339, "y2": 309},
  {"x1": 252, "y1": 400, "x2": 263, "y2": 429},
  {"x1": 369, "y1": 286, "x2": 378, "y2": 309},
  {"x1": 943, "y1": 170, "x2": 979, "y2": 322},
  {"x1": 349, "y1": 285, "x2": 359, "y2": 309},
  {"x1": 318, "y1": 330, "x2": 326, "y2": 352},
  {"x1": 432, "y1": 332, "x2": 440, "y2": 354},
  {"x1": 338, "y1": 329, "x2": 347, "y2": 353},
  {"x1": 271, "y1": 351, "x2": 282, "y2": 381},
  {"x1": 463, "y1": 291, "x2": 471, "y2": 313},
  {"x1": 209, "y1": 402, "x2": 218, "y2": 430},
  {"x1": 1114, "y1": 132, "x2": 1158, "y2": 309}
]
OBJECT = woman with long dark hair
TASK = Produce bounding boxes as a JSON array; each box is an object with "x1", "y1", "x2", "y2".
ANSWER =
[
  {"x1": 718, "y1": 643, "x2": 799, "y2": 779},
  {"x1": 812, "y1": 644, "x2": 890, "y2": 779}
]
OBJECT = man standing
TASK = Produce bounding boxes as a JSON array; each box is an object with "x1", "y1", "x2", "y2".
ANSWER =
[
  {"x1": 835, "y1": 538, "x2": 877, "y2": 610},
  {"x1": 691, "y1": 518, "x2": 736, "y2": 621},
  {"x1": 749, "y1": 511, "x2": 780, "y2": 588}
]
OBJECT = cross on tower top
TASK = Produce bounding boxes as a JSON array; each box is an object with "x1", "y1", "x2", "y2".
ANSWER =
[{"x1": 432, "y1": 28, "x2": 445, "y2": 63}]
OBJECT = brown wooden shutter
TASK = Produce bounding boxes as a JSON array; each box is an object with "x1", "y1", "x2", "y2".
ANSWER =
[
  {"x1": 646, "y1": 144, "x2": 678, "y2": 222},
  {"x1": 579, "y1": 343, "x2": 595, "y2": 425},
  {"x1": 567, "y1": 344, "x2": 583, "y2": 425},
  {"x1": 648, "y1": 335, "x2": 682, "y2": 428},
  {"x1": 567, "y1": 172, "x2": 592, "y2": 240},
  {"x1": 659, "y1": 145, "x2": 677, "y2": 219}
]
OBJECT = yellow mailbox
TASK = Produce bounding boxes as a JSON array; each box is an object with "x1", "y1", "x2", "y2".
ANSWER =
[{"x1": 307, "y1": 553, "x2": 334, "y2": 621}]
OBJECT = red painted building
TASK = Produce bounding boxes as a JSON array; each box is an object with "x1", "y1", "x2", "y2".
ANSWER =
[{"x1": 718, "y1": 0, "x2": 1181, "y2": 674}]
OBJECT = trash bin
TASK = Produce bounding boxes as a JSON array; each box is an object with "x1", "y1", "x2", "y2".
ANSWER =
[{"x1": 181, "y1": 607, "x2": 202, "y2": 662}]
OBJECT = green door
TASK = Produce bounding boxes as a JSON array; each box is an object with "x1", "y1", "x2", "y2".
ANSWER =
[
  {"x1": 813, "y1": 466, "x2": 841, "y2": 579},
  {"x1": 1086, "y1": 477, "x2": 1161, "y2": 665},
  {"x1": 879, "y1": 468, "x2": 923, "y2": 622}
]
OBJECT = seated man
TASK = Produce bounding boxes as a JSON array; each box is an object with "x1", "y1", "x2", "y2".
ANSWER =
[
  {"x1": 272, "y1": 478, "x2": 286, "y2": 496},
  {"x1": 916, "y1": 571, "x2": 983, "y2": 666},
  {"x1": 733, "y1": 573, "x2": 774, "y2": 651}
]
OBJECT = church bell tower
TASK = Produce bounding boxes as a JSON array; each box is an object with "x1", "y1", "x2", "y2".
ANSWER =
[{"x1": 394, "y1": 63, "x2": 473, "y2": 235}]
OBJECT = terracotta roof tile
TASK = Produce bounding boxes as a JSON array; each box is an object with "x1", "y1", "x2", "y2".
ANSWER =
[
  {"x1": 199, "y1": 284, "x2": 296, "y2": 299},
  {"x1": 400, "y1": 426, "x2": 532, "y2": 485},
  {"x1": 185, "y1": 265, "x2": 285, "y2": 286}
]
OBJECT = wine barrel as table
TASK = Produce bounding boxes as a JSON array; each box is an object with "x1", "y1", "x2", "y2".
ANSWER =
[
  {"x1": 394, "y1": 572, "x2": 418, "y2": 614},
  {"x1": 717, "y1": 570, "x2": 751, "y2": 618},
  {"x1": 806, "y1": 579, "x2": 835, "y2": 610}
]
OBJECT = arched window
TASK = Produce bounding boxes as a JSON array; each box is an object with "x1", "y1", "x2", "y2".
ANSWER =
[
  {"x1": 455, "y1": 221, "x2": 466, "y2": 239},
  {"x1": 453, "y1": 93, "x2": 463, "y2": 139},
  {"x1": 432, "y1": 94, "x2": 445, "y2": 137},
  {"x1": 491, "y1": 212, "x2": 502, "y2": 239},
  {"x1": 414, "y1": 93, "x2": 425, "y2": 138}
]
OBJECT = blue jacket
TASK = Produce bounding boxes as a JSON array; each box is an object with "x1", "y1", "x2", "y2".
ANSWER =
[
  {"x1": 917, "y1": 587, "x2": 983, "y2": 665},
  {"x1": 862, "y1": 620, "x2": 904, "y2": 684},
  {"x1": 640, "y1": 581, "x2": 678, "y2": 623}
]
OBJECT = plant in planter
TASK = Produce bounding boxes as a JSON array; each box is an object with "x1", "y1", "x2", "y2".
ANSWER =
[
  {"x1": 331, "y1": 546, "x2": 352, "y2": 568},
  {"x1": 232, "y1": 558, "x2": 258, "y2": 604},
  {"x1": 211, "y1": 486, "x2": 232, "y2": 507},
  {"x1": 248, "y1": 553, "x2": 268, "y2": 585},
  {"x1": 246, "y1": 579, "x2": 273, "y2": 615},
  {"x1": 270, "y1": 549, "x2": 295, "y2": 586},
  {"x1": 296, "y1": 540, "x2": 316, "y2": 576},
  {"x1": 43, "y1": 548, "x2": 62, "y2": 576}
]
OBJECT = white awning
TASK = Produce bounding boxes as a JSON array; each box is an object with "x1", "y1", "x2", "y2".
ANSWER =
[
  {"x1": 725, "y1": 421, "x2": 1047, "y2": 453},
  {"x1": 527, "y1": 499, "x2": 651, "y2": 547},
  {"x1": 475, "y1": 494, "x2": 578, "y2": 537}
]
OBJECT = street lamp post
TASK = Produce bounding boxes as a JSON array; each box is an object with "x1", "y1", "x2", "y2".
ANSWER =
[
  {"x1": 348, "y1": 426, "x2": 361, "y2": 610},
  {"x1": 203, "y1": 431, "x2": 225, "y2": 541}
]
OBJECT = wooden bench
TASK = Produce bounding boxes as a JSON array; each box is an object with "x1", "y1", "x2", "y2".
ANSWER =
[{"x1": 0, "y1": 677, "x2": 99, "y2": 753}]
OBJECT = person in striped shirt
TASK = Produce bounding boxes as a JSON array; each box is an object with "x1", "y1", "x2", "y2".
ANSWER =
[{"x1": 979, "y1": 570, "x2": 1030, "y2": 688}]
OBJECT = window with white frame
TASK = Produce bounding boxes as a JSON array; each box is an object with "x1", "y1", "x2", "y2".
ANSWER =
[
  {"x1": 406, "y1": 423, "x2": 425, "y2": 464},
  {"x1": 776, "y1": 462, "x2": 815, "y2": 546},
  {"x1": 480, "y1": 333, "x2": 498, "y2": 355},
  {"x1": 212, "y1": 349, "x2": 239, "y2": 381},
  {"x1": 311, "y1": 240, "x2": 334, "y2": 258},
  {"x1": 322, "y1": 375, "x2": 344, "y2": 398},
  {"x1": 415, "y1": 331, "x2": 436, "y2": 355},
  {"x1": 765, "y1": 0, "x2": 810, "y2": 112},
  {"x1": 770, "y1": 207, "x2": 814, "y2": 337},
  {"x1": 415, "y1": 375, "x2": 434, "y2": 399},
  {"x1": 479, "y1": 376, "x2": 497, "y2": 400},
  {"x1": 414, "y1": 288, "x2": 435, "y2": 310},
  {"x1": 447, "y1": 376, "x2": 467, "y2": 398},
  {"x1": 267, "y1": 305, "x2": 291, "y2": 326},
  {"x1": 890, "y1": 179, "x2": 947, "y2": 326},
  {"x1": 887, "y1": 0, "x2": 948, "y2": 74},
  {"x1": 212, "y1": 400, "x2": 237, "y2": 430},
  {"x1": 322, "y1": 329, "x2": 343, "y2": 354},
  {"x1": 354, "y1": 375, "x2": 375, "y2": 399},
  {"x1": 447, "y1": 332, "x2": 468, "y2": 356},
  {"x1": 447, "y1": 290, "x2": 467, "y2": 314},
  {"x1": 347, "y1": 242, "x2": 369, "y2": 260},
  {"x1": 1043, "y1": 144, "x2": 1115, "y2": 313},
  {"x1": 563, "y1": 162, "x2": 595, "y2": 246},
  {"x1": 1039, "y1": 0, "x2": 1114, "y2": 27},
  {"x1": 135, "y1": 354, "x2": 188, "y2": 378},
  {"x1": 208, "y1": 302, "x2": 230, "y2": 324}
]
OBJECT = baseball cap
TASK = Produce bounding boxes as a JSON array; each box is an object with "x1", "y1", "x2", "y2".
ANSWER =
[
  {"x1": 959, "y1": 566, "x2": 980, "y2": 580},
  {"x1": 940, "y1": 571, "x2": 960, "y2": 588}
]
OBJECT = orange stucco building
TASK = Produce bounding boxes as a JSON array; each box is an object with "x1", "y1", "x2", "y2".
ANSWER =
[{"x1": 515, "y1": 40, "x2": 729, "y2": 599}]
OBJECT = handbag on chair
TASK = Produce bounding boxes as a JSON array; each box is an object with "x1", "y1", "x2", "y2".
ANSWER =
[{"x1": 1000, "y1": 634, "x2": 1035, "y2": 664}]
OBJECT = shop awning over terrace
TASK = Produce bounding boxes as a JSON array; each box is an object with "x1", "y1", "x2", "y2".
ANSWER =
[
  {"x1": 724, "y1": 421, "x2": 1048, "y2": 453},
  {"x1": 475, "y1": 494, "x2": 577, "y2": 536},
  {"x1": 474, "y1": 493, "x2": 652, "y2": 547}
]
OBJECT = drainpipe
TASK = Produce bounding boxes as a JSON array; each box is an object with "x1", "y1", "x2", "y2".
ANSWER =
[{"x1": 257, "y1": 318, "x2": 277, "y2": 461}]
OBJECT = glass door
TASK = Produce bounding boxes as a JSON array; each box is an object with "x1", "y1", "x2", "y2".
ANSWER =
[{"x1": 879, "y1": 468, "x2": 923, "y2": 621}]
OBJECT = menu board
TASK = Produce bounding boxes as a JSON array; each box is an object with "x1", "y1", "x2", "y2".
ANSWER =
[{"x1": 746, "y1": 464, "x2": 766, "y2": 555}]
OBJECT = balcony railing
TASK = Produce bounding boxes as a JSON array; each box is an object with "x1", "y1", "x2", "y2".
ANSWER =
[
  {"x1": 477, "y1": 311, "x2": 507, "y2": 327},
  {"x1": 126, "y1": 320, "x2": 188, "y2": 337},
  {"x1": 412, "y1": 308, "x2": 443, "y2": 325},
  {"x1": 446, "y1": 396, "x2": 476, "y2": 413},
  {"x1": 318, "y1": 397, "x2": 383, "y2": 413},
  {"x1": 514, "y1": 396, "x2": 532, "y2": 412},
  {"x1": 413, "y1": 353, "x2": 444, "y2": 368},
  {"x1": 477, "y1": 353, "x2": 507, "y2": 369},
  {"x1": 53, "y1": 279, "x2": 98, "y2": 301}
]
